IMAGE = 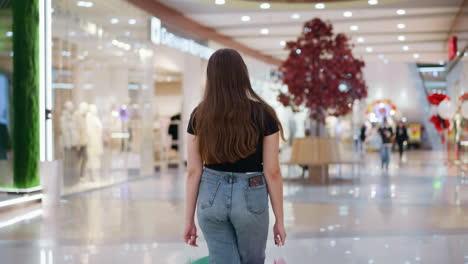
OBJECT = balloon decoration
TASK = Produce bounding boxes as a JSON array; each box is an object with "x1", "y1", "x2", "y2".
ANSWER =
[
  {"x1": 365, "y1": 99, "x2": 398, "y2": 122},
  {"x1": 427, "y1": 93, "x2": 451, "y2": 132},
  {"x1": 437, "y1": 100, "x2": 457, "y2": 120},
  {"x1": 277, "y1": 18, "x2": 367, "y2": 123}
]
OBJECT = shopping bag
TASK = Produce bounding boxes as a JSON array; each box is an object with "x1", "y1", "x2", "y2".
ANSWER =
[
  {"x1": 273, "y1": 258, "x2": 287, "y2": 264},
  {"x1": 189, "y1": 256, "x2": 209, "y2": 264},
  {"x1": 186, "y1": 245, "x2": 208, "y2": 264}
]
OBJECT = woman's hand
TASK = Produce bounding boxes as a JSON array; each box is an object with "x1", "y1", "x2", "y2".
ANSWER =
[
  {"x1": 273, "y1": 221, "x2": 287, "y2": 246},
  {"x1": 183, "y1": 221, "x2": 198, "y2": 247}
]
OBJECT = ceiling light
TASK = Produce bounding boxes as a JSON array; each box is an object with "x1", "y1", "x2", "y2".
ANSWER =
[
  {"x1": 384, "y1": 59, "x2": 389, "y2": 64},
  {"x1": 396, "y1": 9, "x2": 406, "y2": 15},
  {"x1": 397, "y1": 23, "x2": 406, "y2": 29},
  {"x1": 296, "y1": 49, "x2": 301, "y2": 54},
  {"x1": 291, "y1": 13, "x2": 300, "y2": 19},
  {"x1": 280, "y1": 40, "x2": 286, "y2": 47},
  {"x1": 125, "y1": 31, "x2": 131, "y2": 36},
  {"x1": 315, "y1": 3, "x2": 325, "y2": 9},
  {"x1": 5, "y1": 31, "x2": 13, "y2": 37},
  {"x1": 260, "y1": 3, "x2": 270, "y2": 9},
  {"x1": 366, "y1": 47, "x2": 373, "y2": 53},
  {"x1": 402, "y1": 45, "x2": 409, "y2": 51},
  {"x1": 241, "y1": 15, "x2": 251, "y2": 22},
  {"x1": 68, "y1": 31, "x2": 76, "y2": 37},
  {"x1": 350, "y1": 25, "x2": 359, "y2": 31},
  {"x1": 215, "y1": 0, "x2": 225, "y2": 5},
  {"x1": 260, "y1": 28, "x2": 269, "y2": 35},
  {"x1": 357, "y1": 37, "x2": 364, "y2": 43},
  {"x1": 110, "y1": 18, "x2": 119, "y2": 24},
  {"x1": 438, "y1": 60, "x2": 444, "y2": 65},
  {"x1": 398, "y1": 35, "x2": 406, "y2": 41},
  {"x1": 378, "y1": 54, "x2": 384, "y2": 59},
  {"x1": 76, "y1": 1, "x2": 93, "y2": 8},
  {"x1": 128, "y1": 19, "x2": 136, "y2": 25},
  {"x1": 413, "y1": 53, "x2": 420, "y2": 59},
  {"x1": 368, "y1": 0, "x2": 378, "y2": 5},
  {"x1": 343, "y1": 11, "x2": 352, "y2": 17}
]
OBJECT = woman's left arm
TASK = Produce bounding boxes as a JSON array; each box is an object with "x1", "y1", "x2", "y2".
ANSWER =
[{"x1": 183, "y1": 134, "x2": 203, "y2": 246}]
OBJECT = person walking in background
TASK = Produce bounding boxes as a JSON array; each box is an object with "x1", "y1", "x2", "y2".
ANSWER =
[
  {"x1": 395, "y1": 121, "x2": 408, "y2": 160},
  {"x1": 359, "y1": 124, "x2": 367, "y2": 154},
  {"x1": 378, "y1": 118, "x2": 393, "y2": 170},
  {"x1": 183, "y1": 49, "x2": 286, "y2": 264}
]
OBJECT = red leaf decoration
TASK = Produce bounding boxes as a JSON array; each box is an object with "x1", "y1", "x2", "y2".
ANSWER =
[
  {"x1": 277, "y1": 18, "x2": 367, "y2": 123},
  {"x1": 429, "y1": 115, "x2": 450, "y2": 132}
]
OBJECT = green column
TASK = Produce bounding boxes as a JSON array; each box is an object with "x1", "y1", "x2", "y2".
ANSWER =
[{"x1": 12, "y1": 0, "x2": 40, "y2": 188}]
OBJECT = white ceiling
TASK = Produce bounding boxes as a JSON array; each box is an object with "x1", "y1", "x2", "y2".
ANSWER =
[{"x1": 158, "y1": 0, "x2": 468, "y2": 64}]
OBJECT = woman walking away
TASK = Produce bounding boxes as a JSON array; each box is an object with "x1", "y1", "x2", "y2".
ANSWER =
[
  {"x1": 395, "y1": 121, "x2": 408, "y2": 160},
  {"x1": 378, "y1": 118, "x2": 393, "y2": 170},
  {"x1": 183, "y1": 49, "x2": 287, "y2": 264}
]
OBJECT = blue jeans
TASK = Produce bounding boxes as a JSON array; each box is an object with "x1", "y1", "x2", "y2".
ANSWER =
[
  {"x1": 197, "y1": 168, "x2": 269, "y2": 264},
  {"x1": 380, "y1": 145, "x2": 391, "y2": 167}
]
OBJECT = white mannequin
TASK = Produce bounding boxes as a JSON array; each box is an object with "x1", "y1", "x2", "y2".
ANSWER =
[
  {"x1": 74, "y1": 102, "x2": 89, "y2": 180},
  {"x1": 86, "y1": 104, "x2": 103, "y2": 181},
  {"x1": 60, "y1": 101, "x2": 79, "y2": 149}
]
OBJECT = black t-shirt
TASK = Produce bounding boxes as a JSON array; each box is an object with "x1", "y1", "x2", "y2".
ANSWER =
[{"x1": 187, "y1": 105, "x2": 279, "y2": 172}]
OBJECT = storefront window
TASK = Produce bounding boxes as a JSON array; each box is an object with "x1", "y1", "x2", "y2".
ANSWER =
[
  {"x1": 52, "y1": 0, "x2": 155, "y2": 194},
  {"x1": 0, "y1": 1, "x2": 13, "y2": 187}
]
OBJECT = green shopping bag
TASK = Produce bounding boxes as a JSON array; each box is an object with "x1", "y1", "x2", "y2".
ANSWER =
[{"x1": 190, "y1": 256, "x2": 209, "y2": 264}]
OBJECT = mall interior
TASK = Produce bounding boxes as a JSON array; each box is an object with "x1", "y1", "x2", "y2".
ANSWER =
[{"x1": 0, "y1": 0, "x2": 468, "y2": 263}]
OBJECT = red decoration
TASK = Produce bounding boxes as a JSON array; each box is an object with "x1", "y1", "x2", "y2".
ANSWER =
[
  {"x1": 277, "y1": 18, "x2": 367, "y2": 123},
  {"x1": 427, "y1": 93, "x2": 449, "y2": 105},
  {"x1": 448, "y1": 36, "x2": 458, "y2": 61},
  {"x1": 459, "y1": 93, "x2": 468, "y2": 101},
  {"x1": 429, "y1": 115, "x2": 450, "y2": 132}
]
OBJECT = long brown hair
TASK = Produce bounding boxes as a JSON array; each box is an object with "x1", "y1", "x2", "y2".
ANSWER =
[{"x1": 193, "y1": 49, "x2": 284, "y2": 164}]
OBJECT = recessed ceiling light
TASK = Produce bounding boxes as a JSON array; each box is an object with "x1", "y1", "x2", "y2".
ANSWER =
[
  {"x1": 413, "y1": 53, "x2": 420, "y2": 59},
  {"x1": 296, "y1": 49, "x2": 302, "y2": 54},
  {"x1": 397, "y1": 23, "x2": 406, "y2": 29},
  {"x1": 366, "y1": 47, "x2": 373, "y2": 52},
  {"x1": 438, "y1": 60, "x2": 444, "y2": 65},
  {"x1": 398, "y1": 35, "x2": 406, "y2": 41},
  {"x1": 241, "y1": 15, "x2": 251, "y2": 22},
  {"x1": 402, "y1": 45, "x2": 409, "y2": 51},
  {"x1": 128, "y1": 19, "x2": 136, "y2": 25},
  {"x1": 280, "y1": 40, "x2": 286, "y2": 47},
  {"x1": 378, "y1": 54, "x2": 385, "y2": 59},
  {"x1": 68, "y1": 31, "x2": 76, "y2": 37},
  {"x1": 260, "y1": 3, "x2": 270, "y2": 9},
  {"x1": 215, "y1": 0, "x2": 225, "y2": 5},
  {"x1": 357, "y1": 37, "x2": 365, "y2": 43},
  {"x1": 291, "y1": 13, "x2": 300, "y2": 19},
  {"x1": 343, "y1": 11, "x2": 352, "y2": 17},
  {"x1": 396, "y1": 9, "x2": 406, "y2": 15},
  {"x1": 260, "y1": 28, "x2": 269, "y2": 35},
  {"x1": 368, "y1": 0, "x2": 378, "y2": 5},
  {"x1": 110, "y1": 18, "x2": 119, "y2": 24},
  {"x1": 76, "y1": 1, "x2": 93, "y2": 8},
  {"x1": 350, "y1": 25, "x2": 359, "y2": 31},
  {"x1": 315, "y1": 3, "x2": 325, "y2": 9},
  {"x1": 6, "y1": 31, "x2": 13, "y2": 37}
]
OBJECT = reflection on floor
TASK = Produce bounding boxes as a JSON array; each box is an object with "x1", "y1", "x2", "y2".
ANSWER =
[{"x1": 0, "y1": 151, "x2": 467, "y2": 263}]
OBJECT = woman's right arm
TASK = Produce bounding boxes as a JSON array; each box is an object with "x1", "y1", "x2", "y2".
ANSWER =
[{"x1": 263, "y1": 132, "x2": 286, "y2": 245}]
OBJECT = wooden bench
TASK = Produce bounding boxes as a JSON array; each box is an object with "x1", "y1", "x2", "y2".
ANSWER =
[{"x1": 281, "y1": 137, "x2": 362, "y2": 183}]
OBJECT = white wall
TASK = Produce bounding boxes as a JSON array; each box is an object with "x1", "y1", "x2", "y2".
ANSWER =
[{"x1": 363, "y1": 61, "x2": 423, "y2": 123}]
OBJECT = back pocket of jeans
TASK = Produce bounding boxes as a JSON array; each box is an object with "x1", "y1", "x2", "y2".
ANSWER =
[
  {"x1": 198, "y1": 179, "x2": 221, "y2": 209},
  {"x1": 244, "y1": 185, "x2": 268, "y2": 214}
]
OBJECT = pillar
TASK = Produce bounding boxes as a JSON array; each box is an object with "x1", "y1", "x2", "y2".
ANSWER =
[{"x1": 12, "y1": 0, "x2": 40, "y2": 188}]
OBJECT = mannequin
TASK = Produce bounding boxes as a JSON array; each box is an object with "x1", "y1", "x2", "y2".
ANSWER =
[
  {"x1": 74, "y1": 102, "x2": 89, "y2": 180},
  {"x1": 61, "y1": 101, "x2": 79, "y2": 166},
  {"x1": 86, "y1": 104, "x2": 103, "y2": 181}
]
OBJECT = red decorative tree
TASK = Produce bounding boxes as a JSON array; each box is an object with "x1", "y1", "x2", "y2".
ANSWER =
[{"x1": 278, "y1": 18, "x2": 367, "y2": 123}]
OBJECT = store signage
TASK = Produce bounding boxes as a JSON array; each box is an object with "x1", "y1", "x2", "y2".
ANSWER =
[{"x1": 150, "y1": 17, "x2": 214, "y2": 60}]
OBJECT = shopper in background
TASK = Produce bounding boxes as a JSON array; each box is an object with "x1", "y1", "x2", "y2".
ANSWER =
[
  {"x1": 183, "y1": 49, "x2": 286, "y2": 264},
  {"x1": 395, "y1": 121, "x2": 408, "y2": 160},
  {"x1": 359, "y1": 124, "x2": 367, "y2": 154},
  {"x1": 378, "y1": 118, "x2": 394, "y2": 170}
]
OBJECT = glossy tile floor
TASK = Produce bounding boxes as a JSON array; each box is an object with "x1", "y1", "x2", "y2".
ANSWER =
[{"x1": 1, "y1": 151, "x2": 467, "y2": 263}]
